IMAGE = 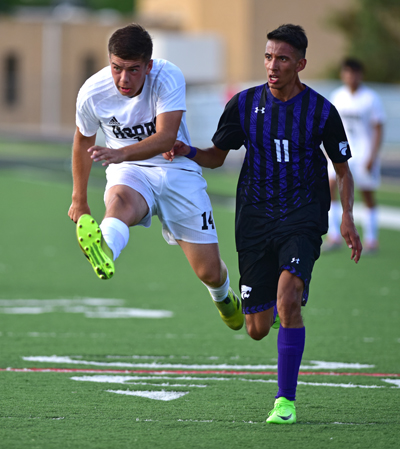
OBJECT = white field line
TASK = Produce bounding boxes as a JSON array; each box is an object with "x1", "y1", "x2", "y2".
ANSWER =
[
  {"x1": 70, "y1": 374, "x2": 396, "y2": 390},
  {"x1": 21, "y1": 355, "x2": 374, "y2": 371},
  {"x1": 382, "y1": 379, "x2": 400, "y2": 387},
  {"x1": 106, "y1": 389, "x2": 188, "y2": 401},
  {"x1": 71, "y1": 375, "x2": 207, "y2": 388},
  {"x1": 0, "y1": 298, "x2": 173, "y2": 318},
  {"x1": 242, "y1": 378, "x2": 385, "y2": 389}
]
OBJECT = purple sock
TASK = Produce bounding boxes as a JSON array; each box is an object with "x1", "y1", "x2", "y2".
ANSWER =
[{"x1": 275, "y1": 326, "x2": 305, "y2": 401}]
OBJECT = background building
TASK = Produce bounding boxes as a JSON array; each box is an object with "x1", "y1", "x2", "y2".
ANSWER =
[
  {"x1": 0, "y1": 0, "x2": 399, "y2": 149},
  {"x1": 137, "y1": 0, "x2": 349, "y2": 84}
]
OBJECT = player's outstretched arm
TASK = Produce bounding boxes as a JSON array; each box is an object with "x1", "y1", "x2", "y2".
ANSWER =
[
  {"x1": 165, "y1": 141, "x2": 229, "y2": 169},
  {"x1": 68, "y1": 127, "x2": 96, "y2": 223},
  {"x1": 333, "y1": 161, "x2": 363, "y2": 263},
  {"x1": 89, "y1": 111, "x2": 183, "y2": 166}
]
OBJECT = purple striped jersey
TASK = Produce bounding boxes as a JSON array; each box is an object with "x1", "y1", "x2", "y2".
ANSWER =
[{"x1": 212, "y1": 84, "x2": 350, "y2": 251}]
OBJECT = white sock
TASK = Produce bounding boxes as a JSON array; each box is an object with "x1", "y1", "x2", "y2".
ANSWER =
[
  {"x1": 328, "y1": 201, "x2": 341, "y2": 241},
  {"x1": 363, "y1": 207, "x2": 378, "y2": 245},
  {"x1": 204, "y1": 273, "x2": 230, "y2": 302},
  {"x1": 100, "y1": 217, "x2": 130, "y2": 261}
]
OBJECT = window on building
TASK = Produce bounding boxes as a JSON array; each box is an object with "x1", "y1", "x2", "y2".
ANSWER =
[
  {"x1": 4, "y1": 53, "x2": 18, "y2": 106},
  {"x1": 82, "y1": 55, "x2": 97, "y2": 84}
]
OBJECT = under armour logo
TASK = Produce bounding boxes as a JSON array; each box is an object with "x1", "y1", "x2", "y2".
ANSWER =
[
  {"x1": 291, "y1": 258, "x2": 300, "y2": 264},
  {"x1": 254, "y1": 107, "x2": 265, "y2": 114}
]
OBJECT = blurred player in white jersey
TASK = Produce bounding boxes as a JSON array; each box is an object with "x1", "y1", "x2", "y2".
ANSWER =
[
  {"x1": 325, "y1": 58, "x2": 385, "y2": 253},
  {"x1": 68, "y1": 23, "x2": 243, "y2": 331}
]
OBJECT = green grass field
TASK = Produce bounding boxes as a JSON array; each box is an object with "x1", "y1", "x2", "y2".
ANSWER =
[{"x1": 0, "y1": 140, "x2": 400, "y2": 448}]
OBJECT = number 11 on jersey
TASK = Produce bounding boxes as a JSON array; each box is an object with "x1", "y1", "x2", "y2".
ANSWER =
[{"x1": 274, "y1": 139, "x2": 289, "y2": 162}]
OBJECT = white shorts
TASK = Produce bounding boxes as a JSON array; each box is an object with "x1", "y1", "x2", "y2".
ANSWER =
[
  {"x1": 327, "y1": 157, "x2": 381, "y2": 191},
  {"x1": 104, "y1": 163, "x2": 219, "y2": 245}
]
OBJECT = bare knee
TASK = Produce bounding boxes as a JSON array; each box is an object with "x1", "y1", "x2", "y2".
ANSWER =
[
  {"x1": 106, "y1": 189, "x2": 128, "y2": 207},
  {"x1": 361, "y1": 190, "x2": 376, "y2": 208},
  {"x1": 104, "y1": 186, "x2": 148, "y2": 226},
  {"x1": 246, "y1": 322, "x2": 270, "y2": 341},
  {"x1": 245, "y1": 309, "x2": 274, "y2": 341},
  {"x1": 194, "y1": 256, "x2": 225, "y2": 287},
  {"x1": 178, "y1": 242, "x2": 225, "y2": 288},
  {"x1": 277, "y1": 271, "x2": 304, "y2": 327},
  {"x1": 197, "y1": 267, "x2": 223, "y2": 287}
]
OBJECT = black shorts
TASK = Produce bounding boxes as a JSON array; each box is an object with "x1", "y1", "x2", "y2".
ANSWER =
[{"x1": 239, "y1": 232, "x2": 322, "y2": 314}]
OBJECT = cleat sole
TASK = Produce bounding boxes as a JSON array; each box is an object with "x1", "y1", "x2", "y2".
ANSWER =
[{"x1": 76, "y1": 214, "x2": 115, "y2": 280}]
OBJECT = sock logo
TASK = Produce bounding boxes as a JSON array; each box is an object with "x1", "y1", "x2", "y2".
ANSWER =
[{"x1": 241, "y1": 285, "x2": 252, "y2": 301}]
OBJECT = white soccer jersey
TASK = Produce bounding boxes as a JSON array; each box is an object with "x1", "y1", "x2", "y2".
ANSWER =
[
  {"x1": 76, "y1": 59, "x2": 199, "y2": 172},
  {"x1": 330, "y1": 85, "x2": 385, "y2": 162}
]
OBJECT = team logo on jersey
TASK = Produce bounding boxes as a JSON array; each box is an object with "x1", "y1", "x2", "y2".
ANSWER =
[
  {"x1": 110, "y1": 119, "x2": 157, "y2": 141},
  {"x1": 254, "y1": 107, "x2": 265, "y2": 114},
  {"x1": 108, "y1": 116, "x2": 122, "y2": 126},
  {"x1": 339, "y1": 141, "x2": 349, "y2": 156},
  {"x1": 241, "y1": 285, "x2": 252, "y2": 301}
]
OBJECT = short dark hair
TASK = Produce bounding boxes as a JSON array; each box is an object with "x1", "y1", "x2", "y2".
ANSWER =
[
  {"x1": 267, "y1": 24, "x2": 308, "y2": 58},
  {"x1": 108, "y1": 23, "x2": 153, "y2": 62},
  {"x1": 341, "y1": 57, "x2": 364, "y2": 73}
]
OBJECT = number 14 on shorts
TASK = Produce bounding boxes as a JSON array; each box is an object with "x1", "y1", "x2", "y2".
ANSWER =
[{"x1": 201, "y1": 211, "x2": 215, "y2": 230}]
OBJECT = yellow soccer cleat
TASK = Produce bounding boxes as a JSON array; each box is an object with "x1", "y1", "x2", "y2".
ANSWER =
[
  {"x1": 76, "y1": 214, "x2": 115, "y2": 280},
  {"x1": 214, "y1": 287, "x2": 244, "y2": 330}
]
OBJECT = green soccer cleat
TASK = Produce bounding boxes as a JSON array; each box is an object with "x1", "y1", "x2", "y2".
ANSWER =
[
  {"x1": 272, "y1": 311, "x2": 280, "y2": 329},
  {"x1": 266, "y1": 397, "x2": 296, "y2": 424},
  {"x1": 214, "y1": 287, "x2": 244, "y2": 330},
  {"x1": 272, "y1": 315, "x2": 280, "y2": 329},
  {"x1": 76, "y1": 214, "x2": 115, "y2": 280}
]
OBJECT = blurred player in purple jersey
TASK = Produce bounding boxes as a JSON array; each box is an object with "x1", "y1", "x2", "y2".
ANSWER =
[{"x1": 166, "y1": 24, "x2": 362, "y2": 424}]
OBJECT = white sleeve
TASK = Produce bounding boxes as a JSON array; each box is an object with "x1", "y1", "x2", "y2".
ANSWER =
[
  {"x1": 155, "y1": 64, "x2": 187, "y2": 116},
  {"x1": 329, "y1": 89, "x2": 340, "y2": 108},
  {"x1": 370, "y1": 92, "x2": 386, "y2": 125},
  {"x1": 75, "y1": 92, "x2": 100, "y2": 137}
]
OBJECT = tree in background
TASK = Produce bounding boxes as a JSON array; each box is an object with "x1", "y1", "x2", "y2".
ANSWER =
[
  {"x1": 329, "y1": 0, "x2": 400, "y2": 83},
  {"x1": 84, "y1": 0, "x2": 134, "y2": 15},
  {"x1": 0, "y1": 0, "x2": 135, "y2": 16}
]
